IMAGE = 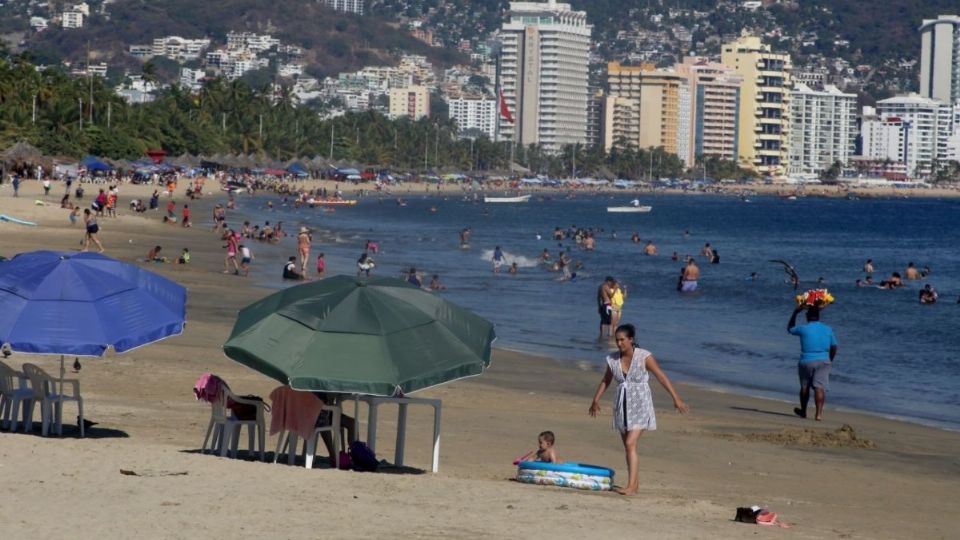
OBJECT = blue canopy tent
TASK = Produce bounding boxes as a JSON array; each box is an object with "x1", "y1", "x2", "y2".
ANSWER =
[
  {"x1": 287, "y1": 162, "x2": 308, "y2": 176},
  {"x1": 80, "y1": 155, "x2": 112, "y2": 172}
]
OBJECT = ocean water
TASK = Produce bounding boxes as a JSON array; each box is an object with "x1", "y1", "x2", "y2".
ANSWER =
[{"x1": 231, "y1": 192, "x2": 960, "y2": 429}]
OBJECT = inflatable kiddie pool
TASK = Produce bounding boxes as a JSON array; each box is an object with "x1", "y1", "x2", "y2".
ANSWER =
[{"x1": 516, "y1": 461, "x2": 614, "y2": 491}]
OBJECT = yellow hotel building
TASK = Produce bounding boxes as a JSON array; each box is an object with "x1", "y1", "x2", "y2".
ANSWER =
[{"x1": 720, "y1": 35, "x2": 792, "y2": 178}]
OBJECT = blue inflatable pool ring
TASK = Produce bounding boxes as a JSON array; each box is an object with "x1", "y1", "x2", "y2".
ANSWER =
[{"x1": 516, "y1": 461, "x2": 614, "y2": 491}]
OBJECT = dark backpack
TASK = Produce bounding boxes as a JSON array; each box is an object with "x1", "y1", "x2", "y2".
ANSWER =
[{"x1": 349, "y1": 440, "x2": 379, "y2": 472}]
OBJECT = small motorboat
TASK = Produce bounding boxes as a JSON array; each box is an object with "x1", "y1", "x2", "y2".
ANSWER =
[
  {"x1": 484, "y1": 194, "x2": 531, "y2": 203},
  {"x1": 306, "y1": 198, "x2": 358, "y2": 206},
  {"x1": 607, "y1": 199, "x2": 651, "y2": 213},
  {"x1": 607, "y1": 206, "x2": 652, "y2": 213}
]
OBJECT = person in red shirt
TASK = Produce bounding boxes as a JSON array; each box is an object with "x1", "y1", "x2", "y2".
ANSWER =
[
  {"x1": 181, "y1": 204, "x2": 191, "y2": 227},
  {"x1": 166, "y1": 200, "x2": 176, "y2": 219}
]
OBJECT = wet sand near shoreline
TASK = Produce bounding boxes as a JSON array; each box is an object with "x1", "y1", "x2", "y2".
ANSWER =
[{"x1": 0, "y1": 181, "x2": 957, "y2": 539}]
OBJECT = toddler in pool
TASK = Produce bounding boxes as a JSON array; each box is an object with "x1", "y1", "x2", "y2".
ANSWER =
[{"x1": 536, "y1": 431, "x2": 559, "y2": 462}]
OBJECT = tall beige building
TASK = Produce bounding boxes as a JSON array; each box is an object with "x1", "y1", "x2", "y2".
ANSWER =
[
  {"x1": 388, "y1": 86, "x2": 430, "y2": 120},
  {"x1": 604, "y1": 62, "x2": 683, "y2": 155},
  {"x1": 500, "y1": 1, "x2": 592, "y2": 153},
  {"x1": 720, "y1": 35, "x2": 792, "y2": 177},
  {"x1": 602, "y1": 95, "x2": 639, "y2": 152},
  {"x1": 674, "y1": 57, "x2": 743, "y2": 166}
]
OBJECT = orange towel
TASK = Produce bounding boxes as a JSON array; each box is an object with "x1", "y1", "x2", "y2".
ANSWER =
[{"x1": 269, "y1": 385, "x2": 323, "y2": 440}]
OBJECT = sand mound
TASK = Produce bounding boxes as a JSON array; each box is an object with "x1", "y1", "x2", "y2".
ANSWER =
[{"x1": 719, "y1": 424, "x2": 876, "y2": 449}]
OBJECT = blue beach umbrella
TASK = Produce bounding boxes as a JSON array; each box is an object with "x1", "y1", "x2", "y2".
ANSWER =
[{"x1": 0, "y1": 251, "x2": 186, "y2": 386}]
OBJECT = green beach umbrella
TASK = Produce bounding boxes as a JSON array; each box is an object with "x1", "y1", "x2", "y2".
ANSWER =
[{"x1": 223, "y1": 276, "x2": 496, "y2": 396}]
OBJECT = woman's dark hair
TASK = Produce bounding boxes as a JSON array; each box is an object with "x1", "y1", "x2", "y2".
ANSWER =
[{"x1": 615, "y1": 324, "x2": 636, "y2": 340}]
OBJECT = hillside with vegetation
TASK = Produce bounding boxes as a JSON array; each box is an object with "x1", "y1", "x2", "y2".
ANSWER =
[
  {"x1": 15, "y1": 0, "x2": 465, "y2": 80},
  {"x1": 375, "y1": 0, "x2": 960, "y2": 97}
]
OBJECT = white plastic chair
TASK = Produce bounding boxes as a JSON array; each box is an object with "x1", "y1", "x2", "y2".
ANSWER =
[
  {"x1": 21, "y1": 363, "x2": 84, "y2": 437},
  {"x1": 201, "y1": 386, "x2": 266, "y2": 461},
  {"x1": 0, "y1": 361, "x2": 33, "y2": 431},
  {"x1": 273, "y1": 403, "x2": 342, "y2": 469}
]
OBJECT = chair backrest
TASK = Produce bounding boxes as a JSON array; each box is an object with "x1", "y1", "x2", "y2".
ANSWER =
[
  {"x1": 211, "y1": 384, "x2": 232, "y2": 422},
  {"x1": 21, "y1": 363, "x2": 52, "y2": 399},
  {"x1": 0, "y1": 361, "x2": 19, "y2": 394}
]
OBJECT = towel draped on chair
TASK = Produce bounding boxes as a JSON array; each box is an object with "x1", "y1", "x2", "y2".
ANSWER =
[{"x1": 269, "y1": 385, "x2": 324, "y2": 440}]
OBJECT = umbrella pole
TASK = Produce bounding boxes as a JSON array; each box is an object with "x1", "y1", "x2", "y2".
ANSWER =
[{"x1": 60, "y1": 354, "x2": 65, "y2": 393}]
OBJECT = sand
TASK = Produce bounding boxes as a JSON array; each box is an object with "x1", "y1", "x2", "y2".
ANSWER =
[{"x1": 0, "y1": 179, "x2": 958, "y2": 540}]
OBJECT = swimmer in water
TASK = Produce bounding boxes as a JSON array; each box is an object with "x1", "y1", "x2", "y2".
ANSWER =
[
  {"x1": 429, "y1": 274, "x2": 446, "y2": 291},
  {"x1": 919, "y1": 284, "x2": 938, "y2": 304},
  {"x1": 679, "y1": 259, "x2": 700, "y2": 292}
]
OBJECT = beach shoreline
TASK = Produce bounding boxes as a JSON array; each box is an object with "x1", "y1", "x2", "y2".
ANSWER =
[{"x1": 1, "y1": 181, "x2": 958, "y2": 539}]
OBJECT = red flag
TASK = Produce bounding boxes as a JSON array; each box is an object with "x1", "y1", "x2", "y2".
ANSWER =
[{"x1": 499, "y1": 90, "x2": 514, "y2": 123}]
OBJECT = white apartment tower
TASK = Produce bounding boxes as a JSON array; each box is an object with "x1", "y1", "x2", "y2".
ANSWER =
[
  {"x1": 448, "y1": 97, "x2": 498, "y2": 139},
  {"x1": 788, "y1": 83, "x2": 858, "y2": 177},
  {"x1": 323, "y1": 0, "x2": 364, "y2": 15},
  {"x1": 499, "y1": 1, "x2": 592, "y2": 153},
  {"x1": 861, "y1": 95, "x2": 954, "y2": 177},
  {"x1": 919, "y1": 15, "x2": 960, "y2": 104}
]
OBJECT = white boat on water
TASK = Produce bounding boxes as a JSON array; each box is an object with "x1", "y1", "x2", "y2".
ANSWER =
[
  {"x1": 607, "y1": 199, "x2": 652, "y2": 213},
  {"x1": 607, "y1": 205, "x2": 652, "y2": 213},
  {"x1": 484, "y1": 194, "x2": 531, "y2": 203}
]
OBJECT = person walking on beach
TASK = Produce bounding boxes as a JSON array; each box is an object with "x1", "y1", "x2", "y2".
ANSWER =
[
  {"x1": 297, "y1": 226, "x2": 312, "y2": 277},
  {"x1": 223, "y1": 229, "x2": 240, "y2": 275},
  {"x1": 787, "y1": 305, "x2": 837, "y2": 421},
  {"x1": 81, "y1": 209, "x2": 104, "y2": 253},
  {"x1": 11, "y1": 174, "x2": 20, "y2": 197},
  {"x1": 589, "y1": 324, "x2": 688, "y2": 495},
  {"x1": 239, "y1": 244, "x2": 254, "y2": 276}
]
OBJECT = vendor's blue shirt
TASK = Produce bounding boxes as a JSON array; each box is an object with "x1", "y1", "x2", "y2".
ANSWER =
[{"x1": 789, "y1": 322, "x2": 837, "y2": 363}]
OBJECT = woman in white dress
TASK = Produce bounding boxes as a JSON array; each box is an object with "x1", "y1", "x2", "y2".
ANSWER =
[{"x1": 589, "y1": 324, "x2": 689, "y2": 495}]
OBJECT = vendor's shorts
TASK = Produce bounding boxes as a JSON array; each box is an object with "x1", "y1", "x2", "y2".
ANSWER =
[
  {"x1": 798, "y1": 361, "x2": 831, "y2": 390},
  {"x1": 598, "y1": 304, "x2": 612, "y2": 325}
]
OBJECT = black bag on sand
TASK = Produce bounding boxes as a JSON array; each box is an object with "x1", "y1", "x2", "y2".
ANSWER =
[{"x1": 734, "y1": 506, "x2": 762, "y2": 524}]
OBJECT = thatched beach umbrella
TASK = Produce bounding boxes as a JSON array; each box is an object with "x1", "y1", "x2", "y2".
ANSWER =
[{"x1": 1, "y1": 141, "x2": 44, "y2": 166}]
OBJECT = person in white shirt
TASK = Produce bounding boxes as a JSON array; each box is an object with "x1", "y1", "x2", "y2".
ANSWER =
[{"x1": 239, "y1": 245, "x2": 254, "y2": 276}]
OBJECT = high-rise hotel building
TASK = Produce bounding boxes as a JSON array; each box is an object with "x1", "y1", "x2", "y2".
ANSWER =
[
  {"x1": 919, "y1": 15, "x2": 960, "y2": 104},
  {"x1": 604, "y1": 62, "x2": 683, "y2": 156},
  {"x1": 499, "y1": 1, "x2": 592, "y2": 153},
  {"x1": 674, "y1": 57, "x2": 743, "y2": 166},
  {"x1": 721, "y1": 35, "x2": 792, "y2": 178},
  {"x1": 787, "y1": 83, "x2": 857, "y2": 177}
]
